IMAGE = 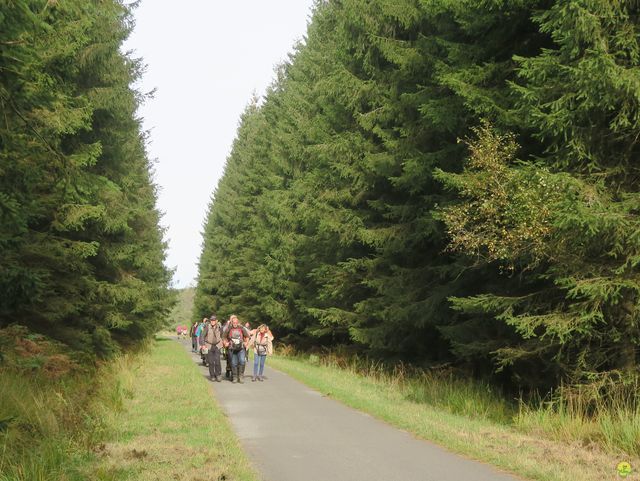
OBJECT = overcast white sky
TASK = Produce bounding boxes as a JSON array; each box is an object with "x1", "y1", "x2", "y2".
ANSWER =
[{"x1": 124, "y1": 1, "x2": 316, "y2": 288}]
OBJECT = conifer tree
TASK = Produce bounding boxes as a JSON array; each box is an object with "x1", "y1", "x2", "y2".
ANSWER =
[
  {"x1": 1, "y1": 0, "x2": 172, "y2": 357},
  {"x1": 438, "y1": 1, "x2": 640, "y2": 382},
  {"x1": 194, "y1": 0, "x2": 640, "y2": 390}
]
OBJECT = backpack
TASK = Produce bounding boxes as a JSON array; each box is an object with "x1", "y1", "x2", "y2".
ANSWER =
[
  {"x1": 254, "y1": 332, "x2": 268, "y2": 356},
  {"x1": 227, "y1": 326, "x2": 245, "y2": 352}
]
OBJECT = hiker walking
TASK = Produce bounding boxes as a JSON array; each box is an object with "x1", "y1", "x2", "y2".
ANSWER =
[
  {"x1": 222, "y1": 317, "x2": 232, "y2": 380},
  {"x1": 222, "y1": 315, "x2": 250, "y2": 384},
  {"x1": 249, "y1": 324, "x2": 274, "y2": 382},
  {"x1": 190, "y1": 321, "x2": 200, "y2": 352},
  {"x1": 241, "y1": 321, "x2": 252, "y2": 380},
  {"x1": 202, "y1": 315, "x2": 223, "y2": 382},
  {"x1": 195, "y1": 318, "x2": 207, "y2": 348},
  {"x1": 196, "y1": 318, "x2": 208, "y2": 365}
]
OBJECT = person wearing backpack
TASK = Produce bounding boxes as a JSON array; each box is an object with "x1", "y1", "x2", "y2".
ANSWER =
[
  {"x1": 195, "y1": 318, "x2": 208, "y2": 365},
  {"x1": 190, "y1": 321, "x2": 200, "y2": 352},
  {"x1": 221, "y1": 317, "x2": 232, "y2": 380},
  {"x1": 222, "y1": 315, "x2": 250, "y2": 383},
  {"x1": 249, "y1": 324, "x2": 274, "y2": 382},
  {"x1": 202, "y1": 315, "x2": 223, "y2": 382}
]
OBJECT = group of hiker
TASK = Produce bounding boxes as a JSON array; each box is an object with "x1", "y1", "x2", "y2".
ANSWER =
[{"x1": 189, "y1": 314, "x2": 274, "y2": 384}]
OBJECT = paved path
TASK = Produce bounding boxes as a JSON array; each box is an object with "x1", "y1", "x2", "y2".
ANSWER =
[{"x1": 181, "y1": 340, "x2": 521, "y2": 481}]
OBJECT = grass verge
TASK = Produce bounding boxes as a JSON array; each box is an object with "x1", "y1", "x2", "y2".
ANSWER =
[
  {"x1": 0, "y1": 367, "x2": 110, "y2": 481},
  {"x1": 88, "y1": 337, "x2": 258, "y2": 481},
  {"x1": 270, "y1": 355, "x2": 638, "y2": 481},
  {"x1": 0, "y1": 329, "x2": 257, "y2": 481},
  {"x1": 0, "y1": 326, "x2": 118, "y2": 481}
]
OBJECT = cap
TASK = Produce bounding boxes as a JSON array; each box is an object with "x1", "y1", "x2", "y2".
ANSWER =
[{"x1": 209, "y1": 315, "x2": 217, "y2": 321}]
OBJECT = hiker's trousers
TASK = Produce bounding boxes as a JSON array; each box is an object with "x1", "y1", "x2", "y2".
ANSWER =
[
  {"x1": 253, "y1": 354, "x2": 266, "y2": 376},
  {"x1": 207, "y1": 345, "x2": 222, "y2": 377},
  {"x1": 230, "y1": 348, "x2": 246, "y2": 368}
]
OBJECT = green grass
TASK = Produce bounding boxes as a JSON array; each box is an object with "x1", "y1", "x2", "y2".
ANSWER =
[
  {"x1": 401, "y1": 367, "x2": 515, "y2": 424},
  {"x1": 271, "y1": 354, "x2": 638, "y2": 481},
  {"x1": 87, "y1": 337, "x2": 258, "y2": 481},
  {"x1": 514, "y1": 376, "x2": 640, "y2": 457},
  {"x1": 0, "y1": 336, "x2": 258, "y2": 481},
  {"x1": 0, "y1": 355, "x2": 127, "y2": 481}
]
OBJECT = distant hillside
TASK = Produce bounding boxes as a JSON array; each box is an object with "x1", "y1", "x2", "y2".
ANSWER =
[{"x1": 167, "y1": 287, "x2": 195, "y2": 329}]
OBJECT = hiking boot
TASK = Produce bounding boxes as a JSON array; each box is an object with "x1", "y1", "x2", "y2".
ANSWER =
[
  {"x1": 258, "y1": 375, "x2": 263, "y2": 381},
  {"x1": 231, "y1": 369, "x2": 236, "y2": 383},
  {"x1": 252, "y1": 376, "x2": 256, "y2": 382},
  {"x1": 237, "y1": 367, "x2": 244, "y2": 384}
]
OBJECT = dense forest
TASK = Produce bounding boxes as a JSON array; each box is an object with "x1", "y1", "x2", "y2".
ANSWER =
[
  {"x1": 0, "y1": 0, "x2": 172, "y2": 359},
  {"x1": 167, "y1": 287, "x2": 195, "y2": 329},
  {"x1": 194, "y1": 0, "x2": 640, "y2": 393}
]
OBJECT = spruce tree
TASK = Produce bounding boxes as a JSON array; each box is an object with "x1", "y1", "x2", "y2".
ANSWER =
[{"x1": 0, "y1": 0, "x2": 172, "y2": 357}]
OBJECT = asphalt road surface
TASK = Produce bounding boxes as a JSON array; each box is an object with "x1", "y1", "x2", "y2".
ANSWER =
[{"x1": 181, "y1": 340, "x2": 521, "y2": 481}]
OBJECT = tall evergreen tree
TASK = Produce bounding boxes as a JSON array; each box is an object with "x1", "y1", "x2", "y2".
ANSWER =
[
  {"x1": 194, "y1": 0, "x2": 640, "y2": 391},
  {"x1": 0, "y1": 0, "x2": 172, "y2": 357},
  {"x1": 438, "y1": 0, "x2": 640, "y2": 384}
]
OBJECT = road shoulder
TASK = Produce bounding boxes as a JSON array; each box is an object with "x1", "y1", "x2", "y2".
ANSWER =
[
  {"x1": 86, "y1": 337, "x2": 259, "y2": 481},
  {"x1": 270, "y1": 355, "x2": 633, "y2": 481}
]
